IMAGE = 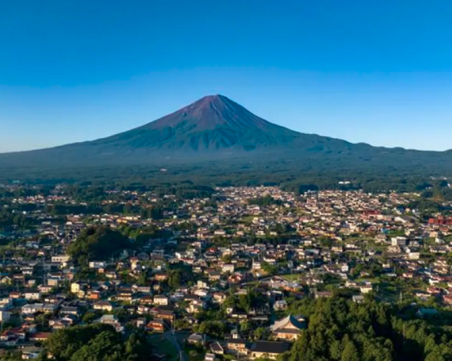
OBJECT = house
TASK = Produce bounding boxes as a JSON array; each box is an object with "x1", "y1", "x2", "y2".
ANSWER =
[
  {"x1": 24, "y1": 291, "x2": 41, "y2": 300},
  {"x1": 210, "y1": 341, "x2": 224, "y2": 355},
  {"x1": 146, "y1": 318, "x2": 165, "y2": 333},
  {"x1": 29, "y1": 332, "x2": 51, "y2": 342},
  {"x1": 134, "y1": 317, "x2": 147, "y2": 328},
  {"x1": 96, "y1": 315, "x2": 124, "y2": 333},
  {"x1": 208, "y1": 271, "x2": 222, "y2": 281},
  {"x1": 222, "y1": 264, "x2": 235, "y2": 273},
  {"x1": 87, "y1": 290, "x2": 102, "y2": 300},
  {"x1": 187, "y1": 333, "x2": 205, "y2": 346},
  {"x1": 133, "y1": 285, "x2": 151, "y2": 293},
  {"x1": 230, "y1": 310, "x2": 247, "y2": 319},
  {"x1": 352, "y1": 295, "x2": 365, "y2": 303},
  {"x1": 197, "y1": 280, "x2": 209, "y2": 289},
  {"x1": 0, "y1": 327, "x2": 26, "y2": 342},
  {"x1": 154, "y1": 295, "x2": 169, "y2": 306},
  {"x1": 212, "y1": 292, "x2": 227, "y2": 304},
  {"x1": 0, "y1": 276, "x2": 12, "y2": 285},
  {"x1": 270, "y1": 315, "x2": 305, "y2": 341},
  {"x1": 60, "y1": 306, "x2": 80, "y2": 316},
  {"x1": 94, "y1": 301, "x2": 113, "y2": 312},
  {"x1": 249, "y1": 341, "x2": 290, "y2": 360},
  {"x1": 21, "y1": 347, "x2": 42, "y2": 360},
  {"x1": 116, "y1": 291, "x2": 133, "y2": 303},
  {"x1": 192, "y1": 288, "x2": 208, "y2": 298},
  {"x1": 137, "y1": 305, "x2": 152, "y2": 315},
  {"x1": 156, "y1": 308, "x2": 175, "y2": 322},
  {"x1": 38, "y1": 285, "x2": 53, "y2": 294},
  {"x1": 22, "y1": 303, "x2": 57, "y2": 315},
  {"x1": 89, "y1": 261, "x2": 106, "y2": 269},
  {"x1": 154, "y1": 273, "x2": 168, "y2": 282},
  {"x1": 227, "y1": 337, "x2": 249, "y2": 354},
  {"x1": 71, "y1": 282, "x2": 83, "y2": 293},
  {"x1": 105, "y1": 271, "x2": 118, "y2": 279},
  {"x1": 9, "y1": 291, "x2": 21, "y2": 299},
  {"x1": 52, "y1": 255, "x2": 70, "y2": 263},
  {"x1": 273, "y1": 300, "x2": 288, "y2": 311},
  {"x1": 47, "y1": 278, "x2": 60, "y2": 287},
  {"x1": 49, "y1": 319, "x2": 71, "y2": 330},
  {"x1": 228, "y1": 273, "x2": 244, "y2": 284},
  {"x1": 360, "y1": 285, "x2": 373, "y2": 294},
  {"x1": 314, "y1": 291, "x2": 332, "y2": 299},
  {"x1": 226, "y1": 329, "x2": 248, "y2": 355}
]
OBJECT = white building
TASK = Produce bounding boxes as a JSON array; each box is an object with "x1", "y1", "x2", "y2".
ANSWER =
[{"x1": 51, "y1": 255, "x2": 70, "y2": 263}]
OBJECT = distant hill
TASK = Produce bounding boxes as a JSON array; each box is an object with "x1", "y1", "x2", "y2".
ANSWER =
[{"x1": 1, "y1": 94, "x2": 451, "y2": 180}]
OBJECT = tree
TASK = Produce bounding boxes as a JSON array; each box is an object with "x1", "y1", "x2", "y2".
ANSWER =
[
  {"x1": 425, "y1": 348, "x2": 445, "y2": 361},
  {"x1": 68, "y1": 226, "x2": 130, "y2": 267},
  {"x1": 240, "y1": 320, "x2": 251, "y2": 334},
  {"x1": 168, "y1": 270, "x2": 181, "y2": 290},
  {"x1": 82, "y1": 311, "x2": 101, "y2": 324},
  {"x1": 254, "y1": 327, "x2": 269, "y2": 340},
  {"x1": 329, "y1": 340, "x2": 342, "y2": 360},
  {"x1": 261, "y1": 262, "x2": 278, "y2": 275},
  {"x1": 46, "y1": 324, "x2": 114, "y2": 360},
  {"x1": 70, "y1": 330, "x2": 123, "y2": 361},
  {"x1": 195, "y1": 321, "x2": 226, "y2": 339},
  {"x1": 44, "y1": 324, "x2": 150, "y2": 361},
  {"x1": 222, "y1": 254, "x2": 233, "y2": 263},
  {"x1": 341, "y1": 340, "x2": 359, "y2": 361}
]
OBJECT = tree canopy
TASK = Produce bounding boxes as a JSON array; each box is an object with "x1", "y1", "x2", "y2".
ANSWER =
[
  {"x1": 67, "y1": 226, "x2": 130, "y2": 267},
  {"x1": 283, "y1": 295, "x2": 452, "y2": 361},
  {"x1": 44, "y1": 324, "x2": 150, "y2": 361}
]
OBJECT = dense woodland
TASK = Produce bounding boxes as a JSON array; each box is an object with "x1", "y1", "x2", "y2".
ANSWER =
[
  {"x1": 1, "y1": 154, "x2": 452, "y2": 193},
  {"x1": 1, "y1": 324, "x2": 151, "y2": 361},
  {"x1": 283, "y1": 294, "x2": 452, "y2": 361}
]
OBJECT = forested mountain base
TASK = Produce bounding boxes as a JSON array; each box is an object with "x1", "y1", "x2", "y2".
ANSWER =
[{"x1": 1, "y1": 157, "x2": 450, "y2": 195}]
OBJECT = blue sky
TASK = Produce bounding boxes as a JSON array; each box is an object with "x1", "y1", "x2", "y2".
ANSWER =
[{"x1": 1, "y1": 0, "x2": 451, "y2": 152}]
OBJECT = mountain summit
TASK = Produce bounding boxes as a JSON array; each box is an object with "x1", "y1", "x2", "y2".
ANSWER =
[{"x1": 91, "y1": 94, "x2": 300, "y2": 152}]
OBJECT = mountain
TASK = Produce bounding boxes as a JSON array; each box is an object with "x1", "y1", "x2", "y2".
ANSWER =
[
  {"x1": 0, "y1": 94, "x2": 451, "y2": 179},
  {"x1": 0, "y1": 94, "x2": 351, "y2": 164},
  {"x1": 87, "y1": 94, "x2": 302, "y2": 152}
]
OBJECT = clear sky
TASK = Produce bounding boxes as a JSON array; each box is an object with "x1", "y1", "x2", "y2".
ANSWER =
[{"x1": 1, "y1": 0, "x2": 451, "y2": 152}]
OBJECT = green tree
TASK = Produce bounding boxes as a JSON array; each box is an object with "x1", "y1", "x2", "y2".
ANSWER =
[
  {"x1": 330, "y1": 340, "x2": 342, "y2": 360},
  {"x1": 254, "y1": 327, "x2": 269, "y2": 340},
  {"x1": 341, "y1": 340, "x2": 359, "y2": 361},
  {"x1": 68, "y1": 226, "x2": 130, "y2": 267},
  {"x1": 168, "y1": 270, "x2": 181, "y2": 290},
  {"x1": 261, "y1": 261, "x2": 278, "y2": 275}
]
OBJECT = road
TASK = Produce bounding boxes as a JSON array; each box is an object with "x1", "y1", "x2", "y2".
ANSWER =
[{"x1": 164, "y1": 330, "x2": 188, "y2": 361}]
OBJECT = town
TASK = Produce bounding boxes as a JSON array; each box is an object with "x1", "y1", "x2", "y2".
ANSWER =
[{"x1": 0, "y1": 184, "x2": 451, "y2": 361}]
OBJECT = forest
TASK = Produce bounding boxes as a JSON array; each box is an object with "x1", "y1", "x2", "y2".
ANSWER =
[
  {"x1": 21, "y1": 324, "x2": 150, "y2": 361},
  {"x1": 283, "y1": 294, "x2": 452, "y2": 361}
]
